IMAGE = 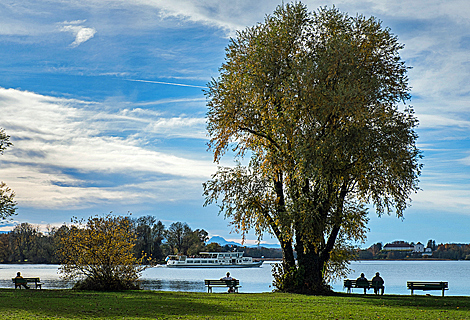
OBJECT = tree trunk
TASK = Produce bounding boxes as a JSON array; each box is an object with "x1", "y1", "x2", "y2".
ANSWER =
[{"x1": 280, "y1": 239, "x2": 295, "y2": 268}]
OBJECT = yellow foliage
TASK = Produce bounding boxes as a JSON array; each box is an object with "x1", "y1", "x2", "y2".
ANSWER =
[{"x1": 58, "y1": 214, "x2": 147, "y2": 289}]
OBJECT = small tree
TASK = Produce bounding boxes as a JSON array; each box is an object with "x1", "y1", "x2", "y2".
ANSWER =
[{"x1": 58, "y1": 214, "x2": 147, "y2": 290}]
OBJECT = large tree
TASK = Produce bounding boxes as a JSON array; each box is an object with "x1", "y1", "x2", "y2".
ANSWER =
[
  {"x1": 203, "y1": 3, "x2": 421, "y2": 294},
  {"x1": 165, "y1": 222, "x2": 208, "y2": 256},
  {"x1": 132, "y1": 215, "x2": 165, "y2": 262},
  {"x1": 9, "y1": 223, "x2": 41, "y2": 263},
  {"x1": 0, "y1": 128, "x2": 16, "y2": 221}
]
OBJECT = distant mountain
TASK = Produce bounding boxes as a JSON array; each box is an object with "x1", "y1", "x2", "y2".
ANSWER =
[
  {"x1": 207, "y1": 236, "x2": 281, "y2": 249},
  {"x1": 208, "y1": 236, "x2": 240, "y2": 247}
]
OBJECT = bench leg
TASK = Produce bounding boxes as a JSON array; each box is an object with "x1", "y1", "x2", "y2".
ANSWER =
[{"x1": 442, "y1": 289, "x2": 444, "y2": 297}]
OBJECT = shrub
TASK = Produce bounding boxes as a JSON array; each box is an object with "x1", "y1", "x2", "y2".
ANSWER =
[{"x1": 58, "y1": 214, "x2": 148, "y2": 291}]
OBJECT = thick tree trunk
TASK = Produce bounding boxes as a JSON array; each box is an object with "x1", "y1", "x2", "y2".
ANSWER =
[
  {"x1": 299, "y1": 249, "x2": 327, "y2": 293},
  {"x1": 280, "y1": 239, "x2": 295, "y2": 268},
  {"x1": 294, "y1": 236, "x2": 331, "y2": 294}
]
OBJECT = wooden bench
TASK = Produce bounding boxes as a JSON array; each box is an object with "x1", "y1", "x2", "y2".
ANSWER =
[
  {"x1": 12, "y1": 277, "x2": 42, "y2": 289},
  {"x1": 204, "y1": 279, "x2": 240, "y2": 293},
  {"x1": 343, "y1": 279, "x2": 384, "y2": 294},
  {"x1": 407, "y1": 281, "x2": 448, "y2": 297}
]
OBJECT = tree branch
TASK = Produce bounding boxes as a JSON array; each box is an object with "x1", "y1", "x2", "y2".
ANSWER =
[{"x1": 239, "y1": 126, "x2": 281, "y2": 151}]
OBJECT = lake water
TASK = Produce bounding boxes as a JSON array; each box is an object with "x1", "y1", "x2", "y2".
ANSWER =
[{"x1": 1, "y1": 260, "x2": 469, "y2": 296}]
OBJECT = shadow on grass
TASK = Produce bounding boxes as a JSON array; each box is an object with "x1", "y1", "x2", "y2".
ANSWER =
[
  {"x1": 0, "y1": 289, "x2": 244, "y2": 319},
  {"x1": 333, "y1": 292, "x2": 470, "y2": 312}
]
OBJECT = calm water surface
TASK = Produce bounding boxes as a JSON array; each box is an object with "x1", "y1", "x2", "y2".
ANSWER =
[{"x1": 1, "y1": 260, "x2": 469, "y2": 296}]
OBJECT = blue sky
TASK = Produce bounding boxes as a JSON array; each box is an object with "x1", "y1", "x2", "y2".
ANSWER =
[{"x1": 0, "y1": 0, "x2": 469, "y2": 248}]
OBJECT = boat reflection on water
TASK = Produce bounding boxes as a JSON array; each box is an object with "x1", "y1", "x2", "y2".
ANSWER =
[{"x1": 139, "y1": 279, "x2": 205, "y2": 292}]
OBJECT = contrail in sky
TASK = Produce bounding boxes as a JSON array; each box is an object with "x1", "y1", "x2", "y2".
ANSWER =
[{"x1": 125, "y1": 79, "x2": 206, "y2": 89}]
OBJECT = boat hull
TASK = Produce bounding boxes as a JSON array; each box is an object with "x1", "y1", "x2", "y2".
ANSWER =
[{"x1": 167, "y1": 261, "x2": 263, "y2": 268}]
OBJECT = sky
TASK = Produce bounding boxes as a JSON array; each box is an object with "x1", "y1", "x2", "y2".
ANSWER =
[{"x1": 0, "y1": 0, "x2": 469, "y2": 248}]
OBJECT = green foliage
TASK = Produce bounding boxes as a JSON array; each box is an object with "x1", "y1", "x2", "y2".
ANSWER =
[
  {"x1": 434, "y1": 243, "x2": 470, "y2": 260},
  {"x1": 271, "y1": 263, "x2": 310, "y2": 294},
  {"x1": 58, "y1": 214, "x2": 148, "y2": 291},
  {"x1": 132, "y1": 215, "x2": 165, "y2": 263},
  {"x1": 0, "y1": 216, "x2": 213, "y2": 265},
  {"x1": 0, "y1": 233, "x2": 9, "y2": 262},
  {"x1": 0, "y1": 128, "x2": 16, "y2": 222},
  {"x1": 0, "y1": 128, "x2": 12, "y2": 154},
  {"x1": 357, "y1": 242, "x2": 470, "y2": 261},
  {"x1": 205, "y1": 242, "x2": 223, "y2": 252},
  {"x1": 0, "y1": 224, "x2": 82, "y2": 264},
  {"x1": 9, "y1": 223, "x2": 41, "y2": 263},
  {"x1": 204, "y1": 2, "x2": 421, "y2": 294},
  {"x1": 165, "y1": 222, "x2": 208, "y2": 256}
]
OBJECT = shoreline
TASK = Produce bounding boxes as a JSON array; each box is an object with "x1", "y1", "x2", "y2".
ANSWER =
[{"x1": 253, "y1": 258, "x2": 460, "y2": 262}]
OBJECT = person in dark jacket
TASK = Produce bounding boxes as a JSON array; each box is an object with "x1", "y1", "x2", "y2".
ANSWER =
[{"x1": 371, "y1": 272, "x2": 385, "y2": 295}]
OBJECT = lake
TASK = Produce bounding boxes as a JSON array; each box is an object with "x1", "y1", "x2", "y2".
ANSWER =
[{"x1": 1, "y1": 260, "x2": 469, "y2": 296}]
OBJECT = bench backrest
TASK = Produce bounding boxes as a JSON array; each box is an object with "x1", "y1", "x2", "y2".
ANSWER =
[
  {"x1": 12, "y1": 277, "x2": 40, "y2": 283},
  {"x1": 344, "y1": 279, "x2": 383, "y2": 288},
  {"x1": 205, "y1": 279, "x2": 239, "y2": 286},
  {"x1": 407, "y1": 281, "x2": 448, "y2": 289}
]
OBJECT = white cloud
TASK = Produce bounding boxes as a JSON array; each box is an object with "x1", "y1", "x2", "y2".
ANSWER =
[
  {"x1": 60, "y1": 20, "x2": 96, "y2": 47},
  {"x1": 418, "y1": 114, "x2": 470, "y2": 129},
  {"x1": 0, "y1": 87, "x2": 215, "y2": 208},
  {"x1": 343, "y1": 0, "x2": 470, "y2": 23},
  {"x1": 125, "y1": 79, "x2": 205, "y2": 89},
  {"x1": 412, "y1": 185, "x2": 470, "y2": 214}
]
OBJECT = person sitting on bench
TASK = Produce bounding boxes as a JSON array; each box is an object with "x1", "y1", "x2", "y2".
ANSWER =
[
  {"x1": 356, "y1": 273, "x2": 369, "y2": 294},
  {"x1": 371, "y1": 272, "x2": 384, "y2": 295},
  {"x1": 15, "y1": 272, "x2": 30, "y2": 289},
  {"x1": 220, "y1": 272, "x2": 236, "y2": 293}
]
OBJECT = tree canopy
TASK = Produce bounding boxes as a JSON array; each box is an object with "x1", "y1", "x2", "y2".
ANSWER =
[
  {"x1": 203, "y1": 3, "x2": 421, "y2": 294},
  {"x1": 165, "y1": 221, "x2": 209, "y2": 256}
]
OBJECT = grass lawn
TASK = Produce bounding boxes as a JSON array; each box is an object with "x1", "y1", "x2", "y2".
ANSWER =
[{"x1": 0, "y1": 289, "x2": 469, "y2": 319}]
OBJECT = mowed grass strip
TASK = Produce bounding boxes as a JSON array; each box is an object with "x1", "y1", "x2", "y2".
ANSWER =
[{"x1": 0, "y1": 289, "x2": 469, "y2": 319}]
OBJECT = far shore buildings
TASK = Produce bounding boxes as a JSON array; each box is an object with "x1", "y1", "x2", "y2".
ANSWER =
[{"x1": 383, "y1": 241, "x2": 432, "y2": 257}]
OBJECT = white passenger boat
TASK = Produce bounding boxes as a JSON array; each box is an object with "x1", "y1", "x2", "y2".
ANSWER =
[{"x1": 165, "y1": 251, "x2": 263, "y2": 268}]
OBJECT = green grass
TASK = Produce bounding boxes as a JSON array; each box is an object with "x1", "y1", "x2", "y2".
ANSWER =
[{"x1": 0, "y1": 289, "x2": 469, "y2": 319}]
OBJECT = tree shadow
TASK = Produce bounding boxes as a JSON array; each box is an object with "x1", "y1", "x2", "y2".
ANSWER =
[
  {"x1": 0, "y1": 289, "x2": 244, "y2": 318},
  {"x1": 333, "y1": 292, "x2": 470, "y2": 312}
]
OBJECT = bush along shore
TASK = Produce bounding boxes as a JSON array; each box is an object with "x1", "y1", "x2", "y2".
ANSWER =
[{"x1": 0, "y1": 289, "x2": 469, "y2": 319}]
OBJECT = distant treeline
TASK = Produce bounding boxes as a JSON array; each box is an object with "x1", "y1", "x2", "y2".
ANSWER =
[
  {"x1": 0, "y1": 215, "x2": 282, "y2": 264},
  {"x1": 357, "y1": 242, "x2": 470, "y2": 260}
]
